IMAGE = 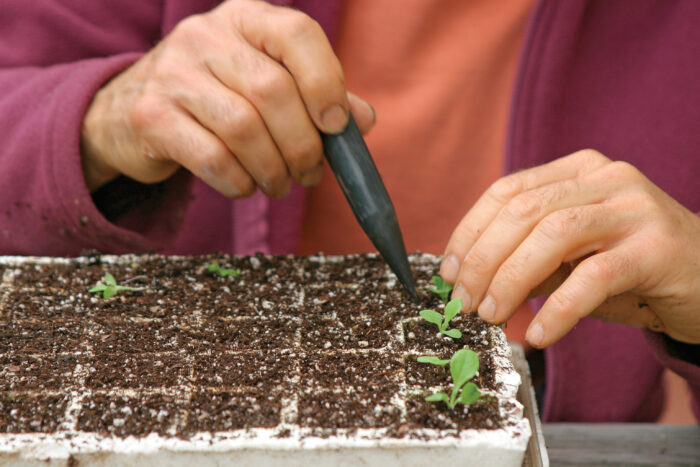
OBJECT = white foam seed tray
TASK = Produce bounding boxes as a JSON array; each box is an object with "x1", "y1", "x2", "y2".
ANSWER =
[{"x1": 0, "y1": 253, "x2": 531, "y2": 466}]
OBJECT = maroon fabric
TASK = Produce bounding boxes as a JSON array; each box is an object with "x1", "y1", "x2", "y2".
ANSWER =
[
  {"x1": 508, "y1": 1, "x2": 700, "y2": 421},
  {"x1": 0, "y1": 0, "x2": 697, "y2": 422}
]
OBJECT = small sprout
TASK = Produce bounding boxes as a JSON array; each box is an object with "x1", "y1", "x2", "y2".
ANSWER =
[
  {"x1": 419, "y1": 297, "x2": 463, "y2": 339},
  {"x1": 207, "y1": 262, "x2": 241, "y2": 278},
  {"x1": 424, "y1": 393, "x2": 449, "y2": 403},
  {"x1": 421, "y1": 348, "x2": 481, "y2": 409},
  {"x1": 429, "y1": 275, "x2": 453, "y2": 303},
  {"x1": 416, "y1": 356, "x2": 450, "y2": 367},
  {"x1": 89, "y1": 273, "x2": 143, "y2": 299}
]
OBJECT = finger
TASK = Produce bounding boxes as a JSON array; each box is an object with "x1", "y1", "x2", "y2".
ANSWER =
[
  {"x1": 173, "y1": 71, "x2": 292, "y2": 197},
  {"x1": 348, "y1": 92, "x2": 376, "y2": 135},
  {"x1": 477, "y1": 204, "x2": 625, "y2": 324},
  {"x1": 145, "y1": 107, "x2": 256, "y2": 199},
  {"x1": 453, "y1": 177, "x2": 614, "y2": 313},
  {"x1": 205, "y1": 42, "x2": 325, "y2": 189},
  {"x1": 235, "y1": 2, "x2": 349, "y2": 134},
  {"x1": 441, "y1": 149, "x2": 610, "y2": 283},
  {"x1": 524, "y1": 245, "x2": 656, "y2": 348},
  {"x1": 528, "y1": 262, "x2": 573, "y2": 298}
]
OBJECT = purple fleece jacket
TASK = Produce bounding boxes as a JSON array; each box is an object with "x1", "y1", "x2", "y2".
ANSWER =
[{"x1": 0, "y1": 0, "x2": 698, "y2": 422}]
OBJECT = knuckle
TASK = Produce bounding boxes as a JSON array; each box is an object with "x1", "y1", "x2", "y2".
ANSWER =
[
  {"x1": 284, "y1": 10, "x2": 322, "y2": 39},
  {"x1": 498, "y1": 261, "x2": 524, "y2": 285},
  {"x1": 197, "y1": 145, "x2": 227, "y2": 174},
  {"x1": 171, "y1": 15, "x2": 206, "y2": 43},
  {"x1": 607, "y1": 160, "x2": 643, "y2": 182},
  {"x1": 538, "y1": 210, "x2": 574, "y2": 240},
  {"x1": 504, "y1": 191, "x2": 543, "y2": 223},
  {"x1": 249, "y1": 68, "x2": 294, "y2": 102},
  {"x1": 454, "y1": 223, "x2": 481, "y2": 243},
  {"x1": 284, "y1": 137, "x2": 323, "y2": 171},
  {"x1": 548, "y1": 291, "x2": 577, "y2": 318},
  {"x1": 129, "y1": 95, "x2": 168, "y2": 133},
  {"x1": 630, "y1": 189, "x2": 660, "y2": 215},
  {"x1": 488, "y1": 175, "x2": 524, "y2": 203},
  {"x1": 580, "y1": 255, "x2": 617, "y2": 285},
  {"x1": 225, "y1": 103, "x2": 260, "y2": 140},
  {"x1": 574, "y1": 148, "x2": 608, "y2": 165},
  {"x1": 463, "y1": 248, "x2": 491, "y2": 275}
]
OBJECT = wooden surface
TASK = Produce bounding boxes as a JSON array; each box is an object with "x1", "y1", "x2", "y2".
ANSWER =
[
  {"x1": 510, "y1": 343, "x2": 549, "y2": 467},
  {"x1": 542, "y1": 423, "x2": 699, "y2": 466}
]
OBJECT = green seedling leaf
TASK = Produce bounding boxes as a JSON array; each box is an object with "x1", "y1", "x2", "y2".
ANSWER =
[
  {"x1": 207, "y1": 262, "x2": 241, "y2": 278},
  {"x1": 419, "y1": 309, "x2": 443, "y2": 326},
  {"x1": 423, "y1": 348, "x2": 482, "y2": 410},
  {"x1": 417, "y1": 356, "x2": 450, "y2": 367},
  {"x1": 429, "y1": 275, "x2": 453, "y2": 303},
  {"x1": 88, "y1": 284, "x2": 107, "y2": 293},
  {"x1": 419, "y1": 304, "x2": 462, "y2": 339},
  {"x1": 443, "y1": 298, "x2": 462, "y2": 325},
  {"x1": 219, "y1": 268, "x2": 241, "y2": 278},
  {"x1": 103, "y1": 287, "x2": 117, "y2": 300},
  {"x1": 458, "y1": 382, "x2": 481, "y2": 405},
  {"x1": 104, "y1": 273, "x2": 117, "y2": 286},
  {"x1": 89, "y1": 274, "x2": 144, "y2": 299},
  {"x1": 425, "y1": 393, "x2": 449, "y2": 403},
  {"x1": 450, "y1": 349, "x2": 479, "y2": 391}
]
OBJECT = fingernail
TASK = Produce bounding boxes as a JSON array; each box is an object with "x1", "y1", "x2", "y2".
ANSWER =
[
  {"x1": 368, "y1": 102, "x2": 376, "y2": 124},
  {"x1": 440, "y1": 255, "x2": 460, "y2": 282},
  {"x1": 300, "y1": 165, "x2": 323, "y2": 187},
  {"x1": 320, "y1": 104, "x2": 348, "y2": 134},
  {"x1": 263, "y1": 179, "x2": 291, "y2": 198},
  {"x1": 526, "y1": 322, "x2": 544, "y2": 347},
  {"x1": 478, "y1": 295, "x2": 496, "y2": 322},
  {"x1": 452, "y1": 284, "x2": 472, "y2": 312}
]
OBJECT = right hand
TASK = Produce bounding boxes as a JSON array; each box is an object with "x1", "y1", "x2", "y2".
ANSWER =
[{"x1": 80, "y1": 0, "x2": 375, "y2": 197}]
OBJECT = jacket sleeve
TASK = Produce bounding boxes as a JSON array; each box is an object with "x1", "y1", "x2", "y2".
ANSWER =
[{"x1": 0, "y1": 2, "x2": 192, "y2": 256}]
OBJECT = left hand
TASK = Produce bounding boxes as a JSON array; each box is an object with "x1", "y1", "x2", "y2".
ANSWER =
[{"x1": 439, "y1": 149, "x2": 700, "y2": 348}]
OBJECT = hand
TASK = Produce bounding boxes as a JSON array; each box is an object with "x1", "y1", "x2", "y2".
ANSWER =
[
  {"x1": 439, "y1": 150, "x2": 700, "y2": 348},
  {"x1": 81, "y1": 0, "x2": 375, "y2": 197}
]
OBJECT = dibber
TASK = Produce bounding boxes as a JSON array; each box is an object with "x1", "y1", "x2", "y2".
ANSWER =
[{"x1": 321, "y1": 114, "x2": 417, "y2": 300}]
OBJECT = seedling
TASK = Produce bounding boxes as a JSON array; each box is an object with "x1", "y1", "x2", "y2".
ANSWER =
[
  {"x1": 416, "y1": 356, "x2": 449, "y2": 366},
  {"x1": 420, "y1": 348, "x2": 481, "y2": 409},
  {"x1": 207, "y1": 262, "x2": 241, "y2": 278},
  {"x1": 88, "y1": 273, "x2": 144, "y2": 299},
  {"x1": 419, "y1": 297, "x2": 463, "y2": 339},
  {"x1": 429, "y1": 275, "x2": 453, "y2": 304}
]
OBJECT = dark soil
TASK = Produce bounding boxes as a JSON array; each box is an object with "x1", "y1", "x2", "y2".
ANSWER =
[
  {"x1": 301, "y1": 352, "x2": 402, "y2": 389},
  {"x1": 183, "y1": 390, "x2": 281, "y2": 434},
  {"x1": 299, "y1": 389, "x2": 402, "y2": 429},
  {"x1": 0, "y1": 354, "x2": 77, "y2": 391},
  {"x1": 78, "y1": 393, "x2": 180, "y2": 437},
  {"x1": 405, "y1": 394, "x2": 506, "y2": 430},
  {"x1": 0, "y1": 253, "x2": 510, "y2": 439},
  {"x1": 0, "y1": 394, "x2": 69, "y2": 433}
]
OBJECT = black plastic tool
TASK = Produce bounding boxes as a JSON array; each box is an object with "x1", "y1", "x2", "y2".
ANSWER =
[{"x1": 321, "y1": 114, "x2": 417, "y2": 300}]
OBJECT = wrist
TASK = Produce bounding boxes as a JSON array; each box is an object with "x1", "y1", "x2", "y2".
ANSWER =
[{"x1": 80, "y1": 88, "x2": 120, "y2": 192}]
